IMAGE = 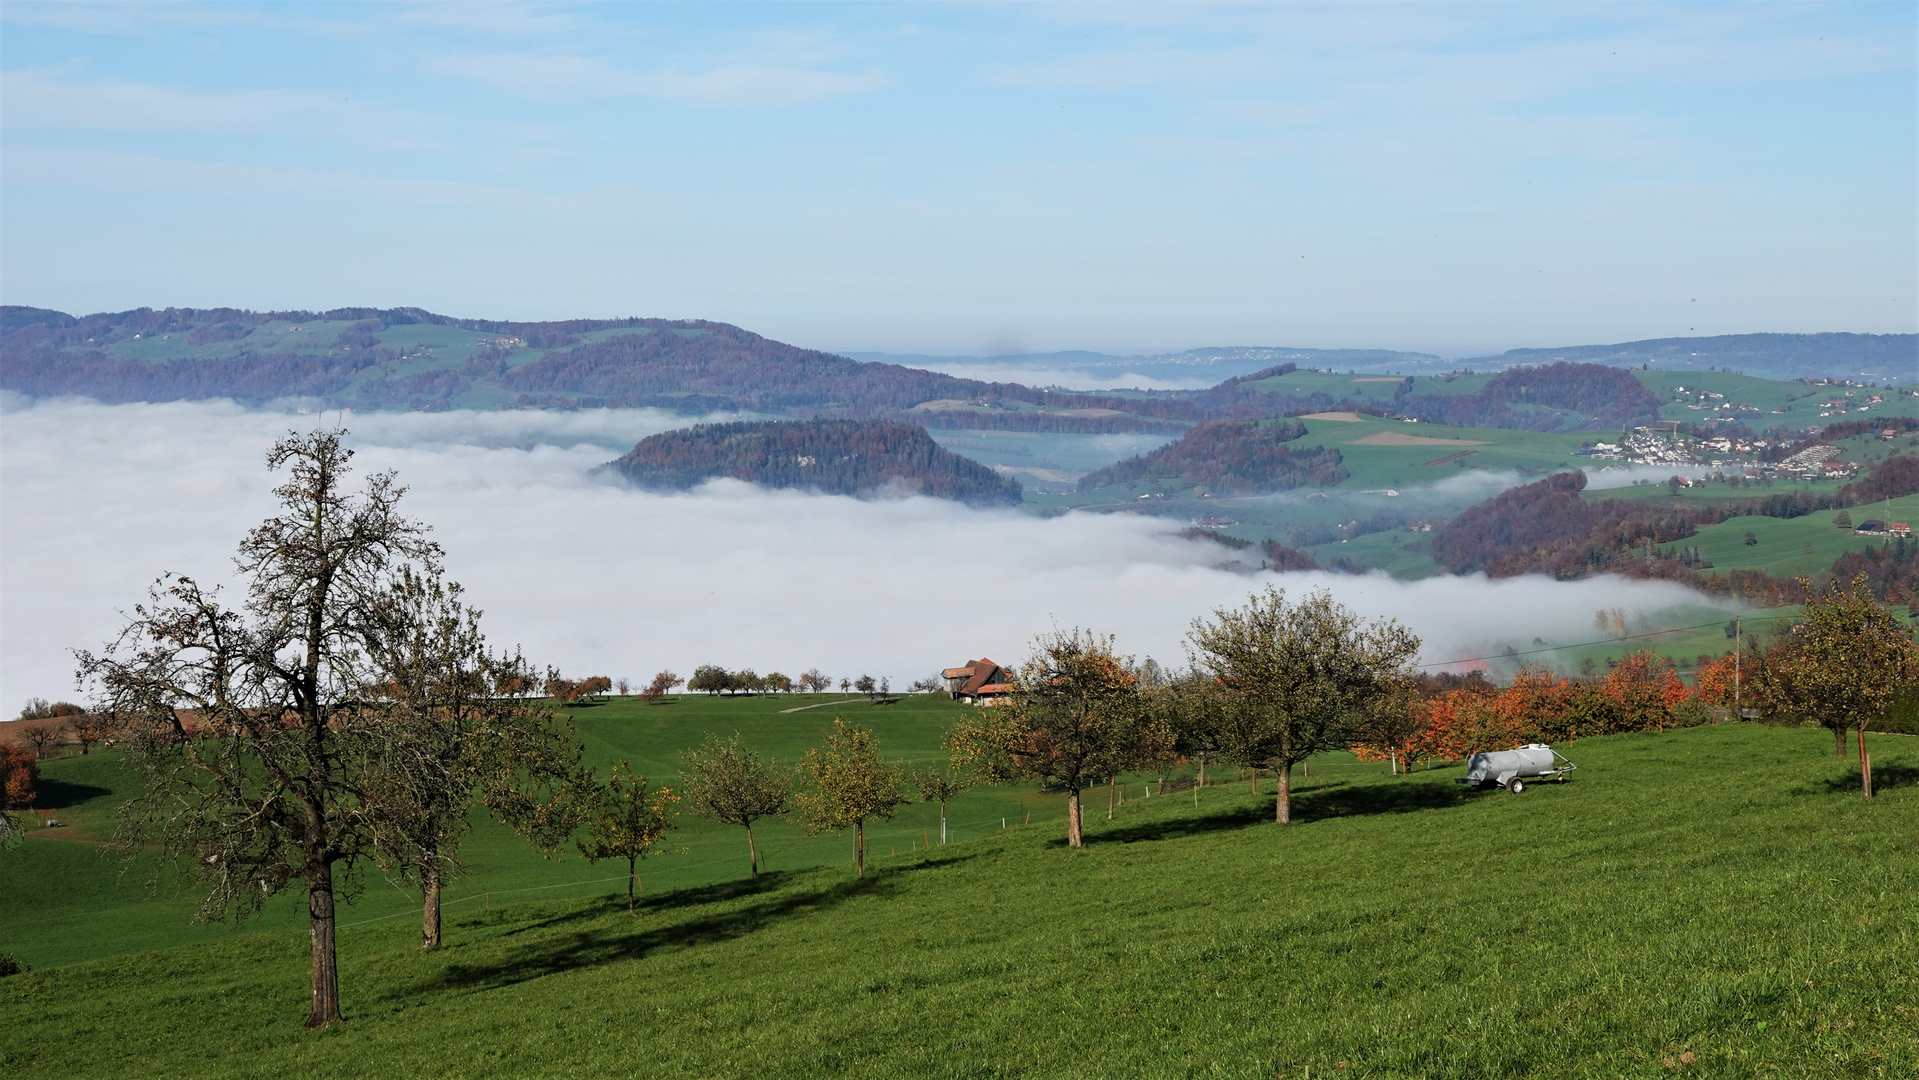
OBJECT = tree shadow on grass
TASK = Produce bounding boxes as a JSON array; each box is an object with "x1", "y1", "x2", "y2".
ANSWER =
[
  {"x1": 1076, "y1": 804, "x2": 1270, "y2": 846},
  {"x1": 425, "y1": 873, "x2": 902, "y2": 994},
  {"x1": 1078, "y1": 777, "x2": 1479, "y2": 844},
  {"x1": 1292, "y1": 777, "x2": 1478, "y2": 823},
  {"x1": 32, "y1": 777, "x2": 112, "y2": 810},
  {"x1": 1809, "y1": 762, "x2": 1919, "y2": 795}
]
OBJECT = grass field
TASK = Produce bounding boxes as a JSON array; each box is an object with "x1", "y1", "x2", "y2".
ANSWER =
[
  {"x1": 0, "y1": 694, "x2": 1041, "y2": 970},
  {"x1": 3, "y1": 721, "x2": 1913, "y2": 1079},
  {"x1": 1680, "y1": 496, "x2": 1919, "y2": 579}
]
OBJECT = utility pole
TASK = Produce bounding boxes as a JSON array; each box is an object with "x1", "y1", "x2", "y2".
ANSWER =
[{"x1": 1733, "y1": 615, "x2": 1741, "y2": 717}]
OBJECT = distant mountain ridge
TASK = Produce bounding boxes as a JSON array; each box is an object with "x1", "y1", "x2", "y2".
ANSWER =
[
  {"x1": 2, "y1": 307, "x2": 1906, "y2": 440},
  {"x1": 1461, "y1": 333, "x2": 1915, "y2": 382}
]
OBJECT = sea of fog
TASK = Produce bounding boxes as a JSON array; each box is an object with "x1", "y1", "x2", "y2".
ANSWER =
[{"x1": 0, "y1": 397, "x2": 1731, "y2": 706}]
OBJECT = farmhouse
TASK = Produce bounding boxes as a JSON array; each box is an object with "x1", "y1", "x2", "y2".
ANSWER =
[{"x1": 943, "y1": 658, "x2": 1014, "y2": 705}]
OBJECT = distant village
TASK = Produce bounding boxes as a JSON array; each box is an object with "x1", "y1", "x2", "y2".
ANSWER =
[{"x1": 1575, "y1": 421, "x2": 1910, "y2": 483}]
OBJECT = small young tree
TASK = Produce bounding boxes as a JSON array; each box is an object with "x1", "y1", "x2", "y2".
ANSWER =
[
  {"x1": 62, "y1": 713, "x2": 105, "y2": 756},
  {"x1": 679, "y1": 734, "x2": 792, "y2": 876},
  {"x1": 1188, "y1": 586, "x2": 1420, "y2": 824},
  {"x1": 854, "y1": 674, "x2": 877, "y2": 700},
  {"x1": 948, "y1": 629, "x2": 1140, "y2": 848},
  {"x1": 1751, "y1": 574, "x2": 1917, "y2": 796},
  {"x1": 839, "y1": 678, "x2": 852, "y2": 693},
  {"x1": 577, "y1": 761, "x2": 678, "y2": 913},
  {"x1": 641, "y1": 670, "x2": 684, "y2": 703},
  {"x1": 615, "y1": 677, "x2": 632, "y2": 697},
  {"x1": 799, "y1": 669, "x2": 830, "y2": 693},
  {"x1": 1350, "y1": 678, "x2": 1425, "y2": 775},
  {"x1": 361, "y1": 568, "x2": 589, "y2": 950},
  {"x1": 576, "y1": 676, "x2": 613, "y2": 702},
  {"x1": 912, "y1": 766, "x2": 971, "y2": 845},
  {"x1": 763, "y1": 672, "x2": 794, "y2": 695},
  {"x1": 794, "y1": 718, "x2": 906, "y2": 877},
  {"x1": 21, "y1": 722, "x2": 60, "y2": 761}
]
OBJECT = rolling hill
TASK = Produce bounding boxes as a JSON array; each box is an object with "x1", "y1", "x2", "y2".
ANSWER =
[{"x1": 607, "y1": 419, "x2": 1024, "y2": 506}]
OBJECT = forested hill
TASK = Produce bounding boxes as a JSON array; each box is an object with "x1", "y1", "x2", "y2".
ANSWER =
[
  {"x1": 1077, "y1": 419, "x2": 1348, "y2": 494},
  {"x1": 0, "y1": 305, "x2": 1195, "y2": 433},
  {"x1": 608, "y1": 419, "x2": 1024, "y2": 506}
]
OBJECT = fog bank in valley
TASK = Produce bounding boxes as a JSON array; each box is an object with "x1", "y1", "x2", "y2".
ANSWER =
[{"x1": 0, "y1": 398, "x2": 1726, "y2": 706}]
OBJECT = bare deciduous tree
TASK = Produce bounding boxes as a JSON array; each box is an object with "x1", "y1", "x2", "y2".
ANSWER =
[{"x1": 78, "y1": 430, "x2": 438, "y2": 1027}]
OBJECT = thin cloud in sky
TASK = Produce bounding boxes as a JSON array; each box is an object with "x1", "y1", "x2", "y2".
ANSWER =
[
  {"x1": 430, "y1": 54, "x2": 887, "y2": 106},
  {"x1": 0, "y1": 2, "x2": 1909, "y2": 351}
]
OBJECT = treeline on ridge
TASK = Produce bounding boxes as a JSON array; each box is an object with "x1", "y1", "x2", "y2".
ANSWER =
[{"x1": 608, "y1": 419, "x2": 1024, "y2": 506}]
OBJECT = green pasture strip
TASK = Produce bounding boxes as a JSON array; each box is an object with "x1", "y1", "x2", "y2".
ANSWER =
[
  {"x1": 1684, "y1": 496, "x2": 1919, "y2": 578},
  {"x1": 0, "y1": 696, "x2": 1102, "y2": 969},
  {"x1": 1301, "y1": 528, "x2": 1444, "y2": 579},
  {"x1": 3, "y1": 724, "x2": 1913, "y2": 1079}
]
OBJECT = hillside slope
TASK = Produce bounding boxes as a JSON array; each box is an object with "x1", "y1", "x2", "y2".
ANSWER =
[{"x1": 1, "y1": 723, "x2": 1911, "y2": 1079}]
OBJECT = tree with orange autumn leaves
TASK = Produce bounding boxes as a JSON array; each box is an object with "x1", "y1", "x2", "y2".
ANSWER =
[{"x1": 1357, "y1": 651, "x2": 1698, "y2": 768}]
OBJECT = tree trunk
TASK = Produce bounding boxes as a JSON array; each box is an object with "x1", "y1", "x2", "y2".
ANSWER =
[
  {"x1": 420, "y1": 856, "x2": 441, "y2": 951},
  {"x1": 1275, "y1": 762, "x2": 1293, "y2": 824},
  {"x1": 746, "y1": 823, "x2": 759, "y2": 876},
  {"x1": 1107, "y1": 776, "x2": 1116, "y2": 820},
  {"x1": 855, "y1": 820, "x2": 865, "y2": 876},
  {"x1": 305, "y1": 869, "x2": 343, "y2": 1028},
  {"x1": 1835, "y1": 725, "x2": 1848, "y2": 757},
  {"x1": 1858, "y1": 726, "x2": 1872, "y2": 799},
  {"x1": 626, "y1": 855, "x2": 637, "y2": 914},
  {"x1": 1250, "y1": 767, "x2": 1258, "y2": 796},
  {"x1": 1067, "y1": 788, "x2": 1083, "y2": 848}
]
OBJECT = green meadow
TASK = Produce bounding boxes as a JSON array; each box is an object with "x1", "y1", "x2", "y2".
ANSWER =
[{"x1": 3, "y1": 719, "x2": 1914, "y2": 1079}]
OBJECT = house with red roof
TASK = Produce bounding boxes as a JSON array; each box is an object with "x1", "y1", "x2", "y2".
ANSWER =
[{"x1": 942, "y1": 658, "x2": 1014, "y2": 705}]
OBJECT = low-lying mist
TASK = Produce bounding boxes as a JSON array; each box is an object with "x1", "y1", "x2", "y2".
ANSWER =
[{"x1": 0, "y1": 398, "x2": 1729, "y2": 705}]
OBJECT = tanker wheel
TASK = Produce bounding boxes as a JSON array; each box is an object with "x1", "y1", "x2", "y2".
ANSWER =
[{"x1": 1506, "y1": 778, "x2": 1525, "y2": 794}]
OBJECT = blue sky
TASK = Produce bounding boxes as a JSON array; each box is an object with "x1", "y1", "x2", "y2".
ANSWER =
[{"x1": 1, "y1": 1, "x2": 1912, "y2": 355}]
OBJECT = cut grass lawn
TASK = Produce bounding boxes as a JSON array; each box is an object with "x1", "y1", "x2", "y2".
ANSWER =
[{"x1": 3, "y1": 722, "x2": 1914, "y2": 1078}]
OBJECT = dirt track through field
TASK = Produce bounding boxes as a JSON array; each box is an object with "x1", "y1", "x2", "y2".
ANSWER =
[
  {"x1": 778, "y1": 697, "x2": 871, "y2": 714},
  {"x1": 1343, "y1": 431, "x2": 1492, "y2": 447},
  {"x1": 1301, "y1": 411, "x2": 1365, "y2": 421}
]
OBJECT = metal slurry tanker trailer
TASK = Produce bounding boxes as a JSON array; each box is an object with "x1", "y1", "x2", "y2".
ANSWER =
[{"x1": 1457, "y1": 744, "x2": 1577, "y2": 793}]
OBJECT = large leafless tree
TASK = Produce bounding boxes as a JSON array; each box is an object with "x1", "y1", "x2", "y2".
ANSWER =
[{"x1": 79, "y1": 431, "x2": 440, "y2": 1027}]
